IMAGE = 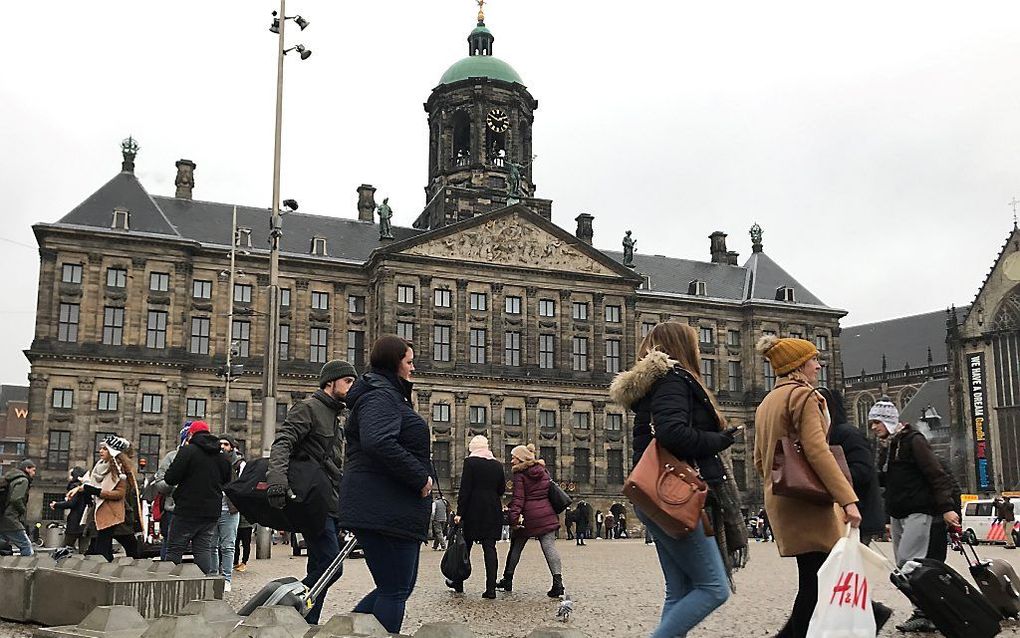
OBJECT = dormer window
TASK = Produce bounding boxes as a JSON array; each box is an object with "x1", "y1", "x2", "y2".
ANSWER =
[
  {"x1": 112, "y1": 208, "x2": 130, "y2": 230},
  {"x1": 688, "y1": 280, "x2": 707, "y2": 296},
  {"x1": 237, "y1": 227, "x2": 253, "y2": 248},
  {"x1": 311, "y1": 236, "x2": 327, "y2": 256},
  {"x1": 641, "y1": 275, "x2": 651, "y2": 290},
  {"x1": 776, "y1": 286, "x2": 796, "y2": 302}
]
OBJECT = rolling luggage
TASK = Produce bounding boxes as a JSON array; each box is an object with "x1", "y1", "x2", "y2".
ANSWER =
[
  {"x1": 890, "y1": 557, "x2": 1001, "y2": 638},
  {"x1": 238, "y1": 532, "x2": 358, "y2": 617},
  {"x1": 957, "y1": 535, "x2": 1020, "y2": 619}
]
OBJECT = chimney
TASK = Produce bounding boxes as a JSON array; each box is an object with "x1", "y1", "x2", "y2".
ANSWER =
[
  {"x1": 575, "y1": 213, "x2": 594, "y2": 244},
  {"x1": 174, "y1": 159, "x2": 196, "y2": 199},
  {"x1": 726, "y1": 251, "x2": 739, "y2": 266},
  {"x1": 357, "y1": 184, "x2": 377, "y2": 222},
  {"x1": 709, "y1": 231, "x2": 728, "y2": 263}
]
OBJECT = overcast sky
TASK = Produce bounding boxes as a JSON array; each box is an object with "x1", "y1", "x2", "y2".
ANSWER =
[{"x1": 2, "y1": 1, "x2": 1019, "y2": 386}]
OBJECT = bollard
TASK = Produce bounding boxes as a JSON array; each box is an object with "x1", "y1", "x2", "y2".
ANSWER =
[
  {"x1": 180, "y1": 599, "x2": 243, "y2": 636},
  {"x1": 309, "y1": 613, "x2": 388, "y2": 637},
  {"x1": 140, "y1": 614, "x2": 220, "y2": 638},
  {"x1": 32, "y1": 604, "x2": 151, "y2": 638},
  {"x1": 412, "y1": 623, "x2": 476, "y2": 638},
  {"x1": 230, "y1": 606, "x2": 309, "y2": 638}
]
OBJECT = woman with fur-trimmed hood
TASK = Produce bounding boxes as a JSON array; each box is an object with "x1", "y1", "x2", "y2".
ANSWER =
[
  {"x1": 79, "y1": 435, "x2": 144, "y2": 561},
  {"x1": 608, "y1": 322, "x2": 735, "y2": 638}
]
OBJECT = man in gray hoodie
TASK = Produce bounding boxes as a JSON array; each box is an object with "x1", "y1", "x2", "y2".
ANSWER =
[{"x1": 152, "y1": 424, "x2": 190, "y2": 560}]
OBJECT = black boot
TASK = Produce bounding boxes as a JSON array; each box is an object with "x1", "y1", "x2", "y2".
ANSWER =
[
  {"x1": 445, "y1": 579, "x2": 464, "y2": 593},
  {"x1": 495, "y1": 576, "x2": 513, "y2": 592},
  {"x1": 547, "y1": 574, "x2": 564, "y2": 598}
]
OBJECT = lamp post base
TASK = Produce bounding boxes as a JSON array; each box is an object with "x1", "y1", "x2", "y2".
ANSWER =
[{"x1": 255, "y1": 525, "x2": 274, "y2": 560}]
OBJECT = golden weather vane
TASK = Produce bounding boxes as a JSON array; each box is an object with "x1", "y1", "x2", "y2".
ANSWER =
[{"x1": 476, "y1": 0, "x2": 486, "y2": 22}]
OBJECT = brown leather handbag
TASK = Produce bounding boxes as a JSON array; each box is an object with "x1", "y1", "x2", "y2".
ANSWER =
[
  {"x1": 770, "y1": 383, "x2": 852, "y2": 505},
  {"x1": 624, "y1": 437, "x2": 708, "y2": 539}
]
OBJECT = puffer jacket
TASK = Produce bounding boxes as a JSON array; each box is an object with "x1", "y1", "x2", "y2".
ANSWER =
[
  {"x1": 164, "y1": 432, "x2": 231, "y2": 521},
  {"x1": 507, "y1": 462, "x2": 559, "y2": 538},
  {"x1": 52, "y1": 479, "x2": 88, "y2": 535},
  {"x1": 0, "y1": 468, "x2": 31, "y2": 532},
  {"x1": 609, "y1": 350, "x2": 733, "y2": 483},
  {"x1": 829, "y1": 421, "x2": 885, "y2": 536},
  {"x1": 338, "y1": 370, "x2": 432, "y2": 542}
]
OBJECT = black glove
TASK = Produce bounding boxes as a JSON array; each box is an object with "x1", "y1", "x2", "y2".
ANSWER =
[
  {"x1": 266, "y1": 483, "x2": 289, "y2": 510},
  {"x1": 718, "y1": 429, "x2": 737, "y2": 450},
  {"x1": 82, "y1": 483, "x2": 101, "y2": 497}
]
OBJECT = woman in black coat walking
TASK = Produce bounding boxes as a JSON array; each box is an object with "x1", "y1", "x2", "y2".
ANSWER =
[
  {"x1": 50, "y1": 467, "x2": 88, "y2": 553},
  {"x1": 448, "y1": 435, "x2": 505, "y2": 598},
  {"x1": 818, "y1": 387, "x2": 892, "y2": 631},
  {"x1": 338, "y1": 336, "x2": 433, "y2": 634}
]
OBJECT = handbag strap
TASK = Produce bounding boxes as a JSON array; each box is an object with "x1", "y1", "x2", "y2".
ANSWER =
[{"x1": 778, "y1": 382, "x2": 827, "y2": 444}]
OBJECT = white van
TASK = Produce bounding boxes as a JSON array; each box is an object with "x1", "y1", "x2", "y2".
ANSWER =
[{"x1": 962, "y1": 499, "x2": 1018, "y2": 544}]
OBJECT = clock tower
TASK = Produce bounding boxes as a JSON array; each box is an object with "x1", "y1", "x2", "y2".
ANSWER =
[{"x1": 415, "y1": 10, "x2": 551, "y2": 230}]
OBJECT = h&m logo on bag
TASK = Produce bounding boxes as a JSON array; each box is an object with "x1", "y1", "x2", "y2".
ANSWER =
[{"x1": 829, "y1": 571, "x2": 869, "y2": 610}]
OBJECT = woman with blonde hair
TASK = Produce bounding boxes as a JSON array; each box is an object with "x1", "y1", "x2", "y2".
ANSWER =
[
  {"x1": 495, "y1": 444, "x2": 564, "y2": 597},
  {"x1": 608, "y1": 321, "x2": 735, "y2": 638},
  {"x1": 753, "y1": 335, "x2": 861, "y2": 638},
  {"x1": 80, "y1": 435, "x2": 143, "y2": 561}
]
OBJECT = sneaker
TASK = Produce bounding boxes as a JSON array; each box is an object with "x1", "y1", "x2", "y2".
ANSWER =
[
  {"x1": 235, "y1": 562, "x2": 246, "y2": 573},
  {"x1": 223, "y1": 581, "x2": 232, "y2": 593},
  {"x1": 895, "y1": 612, "x2": 936, "y2": 633}
]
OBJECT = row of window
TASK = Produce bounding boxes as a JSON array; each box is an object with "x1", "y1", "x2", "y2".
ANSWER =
[
  {"x1": 45, "y1": 430, "x2": 164, "y2": 471},
  {"x1": 429, "y1": 404, "x2": 624, "y2": 430},
  {"x1": 431, "y1": 441, "x2": 623, "y2": 484},
  {"x1": 51, "y1": 390, "x2": 296, "y2": 426}
]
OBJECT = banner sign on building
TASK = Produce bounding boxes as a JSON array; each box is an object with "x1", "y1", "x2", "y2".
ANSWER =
[{"x1": 969, "y1": 352, "x2": 991, "y2": 491}]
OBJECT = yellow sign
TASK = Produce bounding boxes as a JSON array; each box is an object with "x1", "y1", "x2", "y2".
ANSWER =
[
  {"x1": 961, "y1": 494, "x2": 980, "y2": 503},
  {"x1": 1003, "y1": 492, "x2": 1020, "y2": 499}
]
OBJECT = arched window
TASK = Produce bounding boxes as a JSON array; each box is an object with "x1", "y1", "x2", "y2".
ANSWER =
[
  {"x1": 899, "y1": 387, "x2": 917, "y2": 409},
  {"x1": 452, "y1": 111, "x2": 471, "y2": 167},
  {"x1": 855, "y1": 394, "x2": 876, "y2": 429}
]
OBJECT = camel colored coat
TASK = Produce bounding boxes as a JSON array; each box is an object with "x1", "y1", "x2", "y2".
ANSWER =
[{"x1": 753, "y1": 373, "x2": 858, "y2": 557}]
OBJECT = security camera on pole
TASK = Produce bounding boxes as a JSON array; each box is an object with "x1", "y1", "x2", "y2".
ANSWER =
[{"x1": 257, "y1": 1, "x2": 312, "y2": 561}]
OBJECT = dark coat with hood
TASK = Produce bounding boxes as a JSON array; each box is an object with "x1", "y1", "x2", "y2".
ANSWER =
[
  {"x1": 829, "y1": 421, "x2": 885, "y2": 536},
  {"x1": 338, "y1": 370, "x2": 432, "y2": 542},
  {"x1": 878, "y1": 425, "x2": 956, "y2": 519},
  {"x1": 507, "y1": 462, "x2": 559, "y2": 538},
  {"x1": 267, "y1": 390, "x2": 345, "y2": 519},
  {"x1": 164, "y1": 431, "x2": 231, "y2": 521},
  {"x1": 457, "y1": 455, "x2": 506, "y2": 541},
  {"x1": 608, "y1": 350, "x2": 734, "y2": 484},
  {"x1": 574, "y1": 501, "x2": 592, "y2": 534},
  {"x1": 0, "y1": 468, "x2": 31, "y2": 532},
  {"x1": 53, "y1": 476, "x2": 88, "y2": 535}
]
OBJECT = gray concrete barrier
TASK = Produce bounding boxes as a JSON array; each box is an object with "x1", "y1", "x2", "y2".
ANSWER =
[
  {"x1": 307, "y1": 613, "x2": 388, "y2": 637},
  {"x1": 33, "y1": 605, "x2": 150, "y2": 638}
]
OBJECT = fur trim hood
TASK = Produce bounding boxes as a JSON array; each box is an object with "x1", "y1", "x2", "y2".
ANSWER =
[{"x1": 608, "y1": 349, "x2": 679, "y2": 409}]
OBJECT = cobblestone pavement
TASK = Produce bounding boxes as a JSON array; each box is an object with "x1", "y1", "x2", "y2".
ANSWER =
[{"x1": 2, "y1": 539, "x2": 1019, "y2": 637}]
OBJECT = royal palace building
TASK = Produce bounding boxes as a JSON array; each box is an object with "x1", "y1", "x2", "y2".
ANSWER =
[{"x1": 22, "y1": 16, "x2": 846, "y2": 520}]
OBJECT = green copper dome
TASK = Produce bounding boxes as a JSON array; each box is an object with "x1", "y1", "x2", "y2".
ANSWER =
[{"x1": 439, "y1": 55, "x2": 523, "y2": 85}]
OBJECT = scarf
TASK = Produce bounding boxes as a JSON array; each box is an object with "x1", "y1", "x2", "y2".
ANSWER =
[{"x1": 469, "y1": 448, "x2": 496, "y2": 460}]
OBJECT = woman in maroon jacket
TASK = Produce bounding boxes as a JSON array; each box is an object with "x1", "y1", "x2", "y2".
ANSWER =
[{"x1": 494, "y1": 444, "x2": 565, "y2": 597}]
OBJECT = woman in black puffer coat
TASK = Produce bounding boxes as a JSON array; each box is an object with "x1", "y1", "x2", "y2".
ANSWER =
[
  {"x1": 50, "y1": 467, "x2": 88, "y2": 553},
  {"x1": 339, "y1": 336, "x2": 432, "y2": 635}
]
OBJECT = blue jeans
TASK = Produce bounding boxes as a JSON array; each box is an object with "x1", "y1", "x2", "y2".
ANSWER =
[
  {"x1": 636, "y1": 509, "x2": 730, "y2": 638},
  {"x1": 303, "y1": 518, "x2": 343, "y2": 625},
  {"x1": 212, "y1": 510, "x2": 240, "y2": 582},
  {"x1": 0, "y1": 529, "x2": 33, "y2": 556},
  {"x1": 352, "y1": 530, "x2": 421, "y2": 634}
]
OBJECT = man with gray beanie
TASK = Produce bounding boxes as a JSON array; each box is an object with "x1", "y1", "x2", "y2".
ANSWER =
[
  {"x1": 870, "y1": 398, "x2": 959, "y2": 633},
  {"x1": 0, "y1": 459, "x2": 37, "y2": 556},
  {"x1": 267, "y1": 359, "x2": 357, "y2": 624}
]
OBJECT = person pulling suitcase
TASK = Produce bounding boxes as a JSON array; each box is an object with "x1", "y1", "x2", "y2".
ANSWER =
[{"x1": 266, "y1": 359, "x2": 358, "y2": 625}]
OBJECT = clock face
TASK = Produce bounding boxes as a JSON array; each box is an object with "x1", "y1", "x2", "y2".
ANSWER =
[{"x1": 487, "y1": 108, "x2": 510, "y2": 133}]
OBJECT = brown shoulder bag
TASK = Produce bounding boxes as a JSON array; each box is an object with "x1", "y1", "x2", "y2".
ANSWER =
[{"x1": 624, "y1": 426, "x2": 708, "y2": 538}]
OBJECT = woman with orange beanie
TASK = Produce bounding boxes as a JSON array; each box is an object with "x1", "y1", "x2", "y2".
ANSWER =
[{"x1": 753, "y1": 335, "x2": 861, "y2": 638}]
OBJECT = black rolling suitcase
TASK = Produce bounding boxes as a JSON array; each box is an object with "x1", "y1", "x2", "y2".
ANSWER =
[
  {"x1": 957, "y1": 535, "x2": 1020, "y2": 619},
  {"x1": 891, "y1": 557, "x2": 1002, "y2": 638},
  {"x1": 238, "y1": 532, "x2": 358, "y2": 617}
]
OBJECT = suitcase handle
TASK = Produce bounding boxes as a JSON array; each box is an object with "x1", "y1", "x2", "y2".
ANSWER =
[
  {"x1": 305, "y1": 532, "x2": 359, "y2": 605},
  {"x1": 949, "y1": 525, "x2": 983, "y2": 567}
]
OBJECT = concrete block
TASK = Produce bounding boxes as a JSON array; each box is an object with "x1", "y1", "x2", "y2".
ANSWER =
[
  {"x1": 309, "y1": 613, "x2": 387, "y2": 637},
  {"x1": 147, "y1": 562, "x2": 177, "y2": 575},
  {"x1": 181, "y1": 599, "x2": 242, "y2": 636},
  {"x1": 140, "y1": 614, "x2": 220, "y2": 638},
  {"x1": 232, "y1": 606, "x2": 310, "y2": 638},
  {"x1": 227, "y1": 626, "x2": 303, "y2": 638},
  {"x1": 32, "y1": 605, "x2": 150, "y2": 638},
  {"x1": 525, "y1": 629, "x2": 588, "y2": 638},
  {"x1": 169, "y1": 563, "x2": 205, "y2": 578},
  {"x1": 412, "y1": 623, "x2": 476, "y2": 638},
  {"x1": 0, "y1": 554, "x2": 43, "y2": 621}
]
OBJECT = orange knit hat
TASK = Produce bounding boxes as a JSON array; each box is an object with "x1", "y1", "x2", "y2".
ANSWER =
[{"x1": 756, "y1": 335, "x2": 818, "y2": 376}]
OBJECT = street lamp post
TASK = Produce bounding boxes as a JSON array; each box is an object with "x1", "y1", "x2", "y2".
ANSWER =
[{"x1": 256, "y1": 0, "x2": 311, "y2": 560}]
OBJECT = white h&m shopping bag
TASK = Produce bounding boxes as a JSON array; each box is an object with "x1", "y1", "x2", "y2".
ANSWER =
[{"x1": 806, "y1": 526, "x2": 877, "y2": 638}]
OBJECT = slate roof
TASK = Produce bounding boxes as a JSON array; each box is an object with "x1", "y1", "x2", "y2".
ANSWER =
[
  {"x1": 0, "y1": 385, "x2": 28, "y2": 409},
  {"x1": 841, "y1": 308, "x2": 969, "y2": 377},
  {"x1": 44, "y1": 169, "x2": 835, "y2": 309},
  {"x1": 900, "y1": 378, "x2": 950, "y2": 427}
]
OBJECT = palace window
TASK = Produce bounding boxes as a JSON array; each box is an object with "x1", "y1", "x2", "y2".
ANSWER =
[
  {"x1": 606, "y1": 413, "x2": 623, "y2": 431},
  {"x1": 699, "y1": 326, "x2": 714, "y2": 345},
  {"x1": 47, "y1": 430, "x2": 71, "y2": 470},
  {"x1": 434, "y1": 289, "x2": 452, "y2": 308},
  {"x1": 701, "y1": 358, "x2": 715, "y2": 388},
  {"x1": 141, "y1": 394, "x2": 163, "y2": 414},
  {"x1": 816, "y1": 334, "x2": 829, "y2": 351},
  {"x1": 138, "y1": 434, "x2": 161, "y2": 471},
  {"x1": 505, "y1": 407, "x2": 522, "y2": 426},
  {"x1": 504, "y1": 331, "x2": 521, "y2": 366},
  {"x1": 434, "y1": 325, "x2": 452, "y2": 362},
  {"x1": 228, "y1": 401, "x2": 248, "y2": 421},
  {"x1": 469, "y1": 406, "x2": 487, "y2": 426},
  {"x1": 280, "y1": 288, "x2": 291, "y2": 307},
  {"x1": 818, "y1": 364, "x2": 829, "y2": 388},
  {"x1": 102, "y1": 307, "x2": 125, "y2": 345},
  {"x1": 572, "y1": 412, "x2": 591, "y2": 429},
  {"x1": 61, "y1": 263, "x2": 82, "y2": 284},
  {"x1": 574, "y1": 448, "x2": 591, "y2": 483},
  {"x1": 396, "y1": 321, "x2": 414, "y2": 342},
  {"x1": 51, "y1": 389, "x2": 73, "y2": 409},
  {"x1": 728, "y1": 330, "x2": 741, "y2": 347},
  {"x1": 470, "y1": 328, "x2": 487, "y2": 364},
  {"x1": 186, "y1": 398, "x2": 207, "y2": 419},
  {"x1": 311, "y1": 237, "x2": 327, "y2": 256},
  {"x1": 539, "y1": 334, "x2": 555, "y2": 368},
  {"x1": 433, "y1": 442, "x2": 451, "y2": 479},
  {"x1": 398, "y1": 285, "x2": 416, "y2": 304},
  {"x1": 541, "y1": 446, "x2": 558, "y2": 480},
  {"x1": 279, "y1": 324, "x2": 290, "y2": 360},
  {"x1": 193, "y1": 279, "x2": 212, "y2": 299},
  {"x1": 58, "y1": 303, "x2": 79, "y2": 342},
  {"x1": 432, "y1": 404, "x2": 451, "y2": 423},
  {"x1": 149, "y1": 272, "x2": 169, "y2": 292},
  {"x1": 776, "y1": 286, "x2": 796, "y2": 302},
  {"x1": 347, "y1": 330, "x2": 365, "y2": 368},
  {"x1": 97, "y1": 391, "x2": 119, "y2": 412},
  {"x1": 505, "y1": 296, "x2": 521, "y2": 314},
  {"x1": 146, "y1": 310, "x2": 167, "y2": 349},
  {"x1": 112, "y1": 208, "x2": 129, "y2": 230},
  {"x1": 469, "y1": 292, "x2": 488, "y2": 311},
  {"x1": 605, "y1": 305, "x2": 621, "y2": 323},
  {"x1": 764, "y1": 360, "x2": 776, "y2": 390},
  {"x1": 572, "y1": 302, "x2": 589, "y2": 320},
  {"x1": 232, "y1": 320, "x2": 251, "y2": 357},
  {"x1": 310, "y1": 327, "x2": 328, "y2": 363},
  {"x1": 190, "y1": 317, "x2": 210, "y2": 354},
  {"x1": 641, "y1": 321, "x2": 656, "y2": 337},
  {"x1": 605, "y1": 338, "x2": 621, "y2": 373},
  {"x1": 539, "y1": 410, "x2": 556, "y2": 429},
  {"x1": 728, "y1": 361, "x2": 743, "y2": 392},
  {"x1": 539, "y1": 299, "x2": 555, "y2": 317},
  {"x1": 106, "y1": 267, "x2": 127, "y2": 288},
  {"x1": 348, "y1": 295, "x2": 365, "y2": 313},
  {"x1": 233, "y1": 283, "x2": 252, "y2": 303},
  {"x1": 572, "y1": 337, "x2": 588, "y2": 371},
  {"x1": 311, "y1": 291, "x2": 329, "y2": 311},
  {"x1": 276, "y1": 403, "x2": 289, "y2": 424},
  {"x1": 607, "y1": 449, "x2": 624, "y2": 484},
  {"x1": 689, "y1": 280, "x2": 707, "y2": 296}
]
